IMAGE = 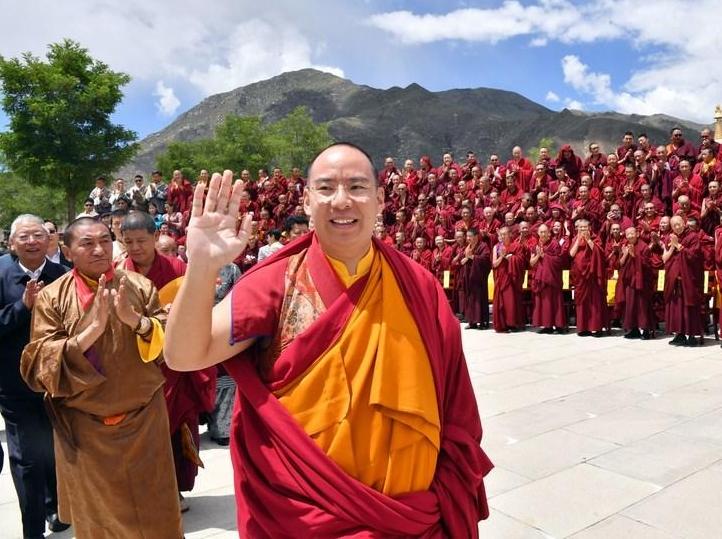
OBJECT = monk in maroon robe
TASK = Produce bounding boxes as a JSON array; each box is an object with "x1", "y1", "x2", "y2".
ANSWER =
[
  {"x1": 120, "y1": 212, "x2": 216, "y2": 501},
  {"x1": 165, "y1": 146, "x2": 492, "y2": 537},
  {"x1": 619, "y1": 228, "x2": 655, "y2": 339},
  {"x1": 461, "y1": 228, "x2": 492, "y2": 329},
  {"x1": 570, "y1": 220, "x2": 608, "y2": 336},
  {"x1": 664, "y1": 216, "x2": 705, "y2": 346},
  {"x1": 492, "y1": 227, "x2": 527, "y2": 332},
  {"x1": 530, "y1": 224, "x2": 567, "y2": 333}
]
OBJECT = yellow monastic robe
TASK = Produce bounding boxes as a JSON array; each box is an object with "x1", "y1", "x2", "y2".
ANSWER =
[{"x1": 275, "y1": 247, "x2": 440, "y2": 496}]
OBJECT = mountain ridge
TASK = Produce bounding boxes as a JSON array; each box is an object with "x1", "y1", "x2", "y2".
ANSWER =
[{"x1": 120, "y1": 69, "x2": 708, "y2": 176}]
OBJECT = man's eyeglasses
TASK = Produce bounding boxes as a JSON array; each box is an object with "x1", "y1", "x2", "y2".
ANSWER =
[{"x1": 15, "y1": 232, "x2": 48, "y2": 242}]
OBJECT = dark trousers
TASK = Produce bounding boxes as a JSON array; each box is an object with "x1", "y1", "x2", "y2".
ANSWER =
[{"x1": 0, "y1": 397, "x2": 58, "y2": 537}]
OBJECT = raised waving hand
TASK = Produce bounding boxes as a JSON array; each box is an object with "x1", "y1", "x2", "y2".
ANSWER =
[{"x1": 185, "y1": 170, "x2": 253, "y2": 270}]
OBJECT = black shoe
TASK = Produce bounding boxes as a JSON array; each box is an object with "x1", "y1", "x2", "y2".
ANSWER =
[
  {"x1": 578, "y1": 330, "x2": 592, "y2": 337},
  {"x1": 46, "y1": 513, "x2": 71, "y2": 532},
  {"x1": 687, "y1": 336, "x2": 700, "y2": 347},
  {"x1": 213, "y1": 437, "x2": 230, "y2": 446},
  {"x1": 592, "y1": 331, "x2": 604, "y2": 338},
  {"x1": 465, "y1": 323, "x2": 478, "y2": 330},
  {"x1": 537, "y1": 327, "x2": 553, "y2": 334},
  {"x1": 555, "y1": 327, "x2": 569, "y2": 334},
  {"x1": 669, "y1": 334, "x2": 686, "y2": 345},
  {"x1": 641, "y1": 330, "x2": 653, "y2": 340},
  {"x1": 624, "y1": 329, "x2": 641, "y2": 339}
]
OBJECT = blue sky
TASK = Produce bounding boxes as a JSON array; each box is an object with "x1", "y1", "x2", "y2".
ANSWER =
[{"x1": 1, "y1": 0, "x2": 719, "y2": 140}]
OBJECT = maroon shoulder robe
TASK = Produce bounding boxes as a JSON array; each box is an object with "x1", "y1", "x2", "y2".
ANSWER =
[
  {"x1": 618, "y1": 240, "x2": 655, "y2": 331},
  {"x1": 492, "y1": 242, "x2": 527, "y2": 331},
  {"x1": 532, "y1": 241, "x2": 566, "y2": 329},
  {"x1": 664, "y1": 231, "x2": 704, "y2": 336},
  {"x1": 462, "y1": 242, "x2": 492, "y2": 325},
  {"x1": 223, "y1": 233, "x2": 492, "y2": 538},
  {"x1": 124, "y1": 253, "x2": 216, "y2": 491},
  {"x1": 571, "y1": 238, "x2": 608, "y2": 332}
]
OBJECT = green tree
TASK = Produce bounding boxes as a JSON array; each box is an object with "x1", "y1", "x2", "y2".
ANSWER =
[
  {"x1": 266, "y1": 106, "x2": 333, "y2": 171},
  {"x1": 527, "y1": 137, "x2": 557, "y2": 164},
  {"x1": 0, "y1": 39, "x2": 138, "y2": 222},
  {"x1": 155, "y1": 107, "x2": 332, "y2": 177},
  {"x1": 0, "y1": 171, "x2": 67, "y2": 231}
]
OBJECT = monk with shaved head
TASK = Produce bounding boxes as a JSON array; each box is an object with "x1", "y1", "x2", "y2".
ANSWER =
[
  {"x1": 663, "y1": 216, "x2": 704, "y2": 346},
  {"x1": 530, "y1": 224, "x2": 567, "y2": 333},
  {"x1": 619, "y1": 227, "x2": 655, "y2": 339}
]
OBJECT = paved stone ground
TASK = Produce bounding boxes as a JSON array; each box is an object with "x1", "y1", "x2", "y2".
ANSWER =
[{"x1": 2, "y1": 328, "x2": 722, "y2": 538}]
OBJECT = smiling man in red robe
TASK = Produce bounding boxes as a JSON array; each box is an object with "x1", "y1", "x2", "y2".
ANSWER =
[
  {"x1": 530, "y1": 224, "x2": 567, "y2": 333},
  {"x1": 570, "y1": 220, "x2": 608, "y2": 337},
  {"x1": 164, "y1": 143, "x2": 492, "y2": 537},
  {"x1": 492, "y1": 226, "x2": 527, "y2": 332},
  {"x1": 663, "y1": 216, "x2": 705, "y2": 346},
  {"x1": 618, "y1": 227, "x2": 655, "y2": 339}
]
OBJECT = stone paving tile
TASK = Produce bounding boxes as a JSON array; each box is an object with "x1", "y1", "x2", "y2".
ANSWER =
[
  {"x1": 568, "y1": 515, "x2": 677, "y2": 538},
  {"x1": 477, "y1": 509, "x2": 552, "y2": 538},
  {"x1": 564, "y1": 405, "x2": 686, "y2": 445},
  {"x1": 484, "y1": 466, "x2": 533, "y2": 498},
  {"x1": 489, "y1": 429, "x2": 619, "y2": 480},
  {"x1": 490, "y1": 464, "x2": 661, "y2": 538},
  {"x1": 635, "y1": 378, "x2": 722, "y2": 417},
  {"x1": 666, "y1": 407, "x2": 722, "y2": 446},
  {"x1": 589, "y1": 431, "x2": 722, "y2": 488},
  {"x1": 622, "y1": 464, "x2": 722, "y2": 539},
  {"x1": 2, "y1": 327, "x2": 722, "y2": 538}
]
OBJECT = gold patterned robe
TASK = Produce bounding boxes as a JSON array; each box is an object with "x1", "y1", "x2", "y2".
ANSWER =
[{"x1": 20, "y1": 269, "x2": 182, "y2": 539}]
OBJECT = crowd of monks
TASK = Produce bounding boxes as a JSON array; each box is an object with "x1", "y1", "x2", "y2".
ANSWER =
[{"x1": 193, "y1": 126, "x2": 719, "y2": 347}]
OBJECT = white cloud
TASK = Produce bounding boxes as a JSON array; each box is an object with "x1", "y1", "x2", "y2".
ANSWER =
[
  {"x1": 545, "y1": 91, "x2": 560, "y2": 102},
  {"x1": 368, "y1": 1, "x2": 722, "y2": 123},
  {"x1": 565, "y1": 99, "x2": 584, "y2": 111},
  {"x1": 0, "y1": 1, "x2": 345, "y2": 114},
  {"x1": 187, "y1": 21, "x2": 344, "y2": 96},
  {"x1": 154, "y1": 81, "x2": 180, "y2": 116}
]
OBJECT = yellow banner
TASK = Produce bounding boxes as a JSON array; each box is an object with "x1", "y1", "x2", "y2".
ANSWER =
[
  {"x1": 488, "y1": 272, "x2": 495, "y2": 301},
  {"x1": 562, "y1": 270, "x2": 570, "y2": 290},
  {"x1": 607, "y1": 271, "x2": 618, "y2": 306},
  {"x1": 442, "y1": 270, "x2": 451, "y2": 289},
  {"x1": 522, "y1": 270, "x2": 529, "y2": 289},
  {"x1": 657, "y1": 270, "x2": 665, "y2": 292}
]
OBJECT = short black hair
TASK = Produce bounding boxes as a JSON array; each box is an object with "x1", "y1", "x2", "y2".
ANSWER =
[
  {"x1": 120, "y1": 211, "x2": 156, "y2": 235},
  {"x1": 134, "y1": 174, "x2": 143, "y2": 180},
  {"x1": 624, "y1": 131, "x2": 634, "y2": 137},
  {"x1": 63, "y1": 217, "x2": 110, "y2": 246},
  {"x1": 638, "y1": 132, "x2": 648, "y2": 139},
  {"x1": 96, "y1": 175, "x2": 106, "y2": 182},
  {"x1": 267, "y1": 229, "x2": 282, "y2": 241},
  {"x1": 307, "y1": 141, "x2": 378, "y2": 185},
  {"x1": 283, "y1": 214, "x2": 309, "y2": 232},
  {"x1": 84, "y1": 198, "x2": 94, "y2": 205},
  {"x1": 151, "y1": 170, "x2": 162, "y2": 176}
]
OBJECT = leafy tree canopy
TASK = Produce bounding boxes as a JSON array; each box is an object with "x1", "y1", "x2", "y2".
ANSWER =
[
  {"x1": 156, "y1": 106, "x2": 333, "y2": 179},
  {"x1": 0, "y1": 39, "x2": 138, "y2": 221}
]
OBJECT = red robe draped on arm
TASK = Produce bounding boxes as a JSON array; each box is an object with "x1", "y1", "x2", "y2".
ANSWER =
[
  {"x1": 223, "y1": 234, "x2": 492, "y2": 538},
  {"x1": 571, "y1": 238, "x2": 608, "y2": 332},
  {"x1": 619, "y1": 240, "x2": 655, "y2": 331},
  {"x1": 123, "y1": 253, "x2": 216, "y2": 491},
  {"x1": 664, "y1": 231, "x2": 704, "y2": 336},
  {"x1": 492, "y1": 241, "x2": 527, "y2": 331},
  {"x1": 462, "y1": 242, "x2": 491, "y2": 326},
  {"x1": 532, "y1": 240, "x2": 567, "y2": 329}
]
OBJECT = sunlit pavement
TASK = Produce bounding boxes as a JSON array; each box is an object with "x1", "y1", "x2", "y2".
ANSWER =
[{"x1": 2, "y1": 328, "x2": 722, "y2": 538}]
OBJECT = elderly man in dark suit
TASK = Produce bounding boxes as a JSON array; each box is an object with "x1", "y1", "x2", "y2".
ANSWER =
[{"x1": 0, "y1": 214, "x2": 69, "y2": 538}]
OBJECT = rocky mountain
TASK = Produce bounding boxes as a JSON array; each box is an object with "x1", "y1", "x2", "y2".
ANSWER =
[{"x1": 120, "y1": 69, "x2": 708, "y2": 176}]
